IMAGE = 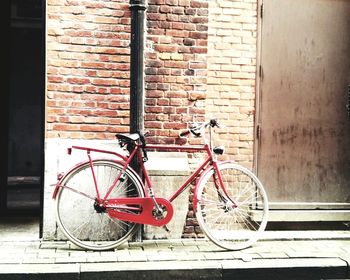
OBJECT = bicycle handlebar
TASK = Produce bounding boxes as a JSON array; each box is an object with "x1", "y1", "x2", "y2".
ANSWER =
[{"x1": 179, "y1": 118, "x2": 221, "y2": 138}]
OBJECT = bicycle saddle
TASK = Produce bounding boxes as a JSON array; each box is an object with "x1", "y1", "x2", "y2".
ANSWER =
[{"x1": 115, "y1": 133, "x2": 140, "y2": 144}]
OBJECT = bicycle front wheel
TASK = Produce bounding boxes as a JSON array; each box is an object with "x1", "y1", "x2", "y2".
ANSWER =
[
  {"x1": 55, "y1": 160, "x2": 144, "y2": 251},
  {"x1": 195, "y1": 162, "x2": 268, "y2": 250}
]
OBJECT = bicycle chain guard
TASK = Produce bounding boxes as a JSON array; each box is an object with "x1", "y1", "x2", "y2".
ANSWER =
[{"x1": 106, "y1": 197, "x2": 174, "y2": 227}]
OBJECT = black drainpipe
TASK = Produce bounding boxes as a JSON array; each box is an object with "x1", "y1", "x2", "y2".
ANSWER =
[
  {"x1": 129, "y1": 0, "x2": 147, "y2": 183},
  {"x1": 129, "y1": 0, "x2": 147, "y2": 135}
]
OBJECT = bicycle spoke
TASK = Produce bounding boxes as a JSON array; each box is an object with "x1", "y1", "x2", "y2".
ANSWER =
[
  {"x1": 237, "y1": 181, "x2": 255, "y2": 200},
  {"x1": 235, "y1": 209, "x2": 259, "y2": 231},
  {"x1": 71, "y1": 214, "x2": 95, "y2": 238},
  {"x1": 239, "y1": 189, "x2": 259, "y2": 208},
  {"x1": 59, "y1": 184, "x2": 96, "y2": 201}
]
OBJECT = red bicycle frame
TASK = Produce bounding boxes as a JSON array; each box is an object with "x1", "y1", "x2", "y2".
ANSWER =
[{"x1": 54, "y1": 140, "x2": 233, "y2": 227}]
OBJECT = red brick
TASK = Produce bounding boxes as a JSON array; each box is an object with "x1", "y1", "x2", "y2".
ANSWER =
[
  {"x1": 191, "y1": 1, "x2": 208, "y2": 8},
  {"x1": 165, "y1": 0, "x2": 178, "y2": 6},
  {"x1": 154, "y1": 44, "x2": 178, "y2": 53}
]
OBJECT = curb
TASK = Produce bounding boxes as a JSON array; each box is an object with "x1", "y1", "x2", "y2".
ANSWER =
[{"x1": 0, "y1": 257, "x2": 348, "y2": 280}]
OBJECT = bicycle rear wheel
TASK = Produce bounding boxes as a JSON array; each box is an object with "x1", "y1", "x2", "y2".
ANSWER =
[
  {"x1": 55, "y1": 160, "x2": 144, "y2": 251},
  {"x1": 195, "y1": 162, "x2": 268, "y2": 250}
]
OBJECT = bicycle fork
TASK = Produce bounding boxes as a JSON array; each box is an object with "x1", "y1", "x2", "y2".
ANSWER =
[{"x1": 212, "y1": 168, "x2": 238, "y2": 211}]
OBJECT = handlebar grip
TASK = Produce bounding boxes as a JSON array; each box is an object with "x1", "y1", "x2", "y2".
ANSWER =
[
  {"x1": 179, "y1": 130, "x2": 191, "y2": 137},
  {"x1": 210, "y1": 118, "x2": 220, "y2": 128}
]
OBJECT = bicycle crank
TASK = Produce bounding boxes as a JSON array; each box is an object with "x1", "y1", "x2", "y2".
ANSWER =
[{"x1": 106, "y1": 197, "x2": 174, "y2": 227}]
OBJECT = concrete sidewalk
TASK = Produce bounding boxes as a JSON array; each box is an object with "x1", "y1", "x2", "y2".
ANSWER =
[{"x1": 0, "y1": 231, "x2": 349, "y2": 280}]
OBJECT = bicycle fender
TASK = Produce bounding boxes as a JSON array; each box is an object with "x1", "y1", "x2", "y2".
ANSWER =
[{"x1": 192, "y1": 160, "x2": 234, "y2": 212}]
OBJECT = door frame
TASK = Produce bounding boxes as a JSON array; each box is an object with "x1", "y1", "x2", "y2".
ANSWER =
[{"x1": 254, "y1": 0, "x2": 263, "y2": 176}]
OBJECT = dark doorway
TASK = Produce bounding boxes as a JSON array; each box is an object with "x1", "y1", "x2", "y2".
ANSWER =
[{"x1": 1, "y1": 0, "x2": 44, "y2": 235}]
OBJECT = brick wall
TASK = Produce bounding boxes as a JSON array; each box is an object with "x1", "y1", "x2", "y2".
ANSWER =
[
  {"x1": 47, "y1": 0, "x2": 131, "y2": 139},
  {"x1": 144, "y1": 0, "x2": 209, "y2": 145},
  {"x1": 46, "y1": 0, "x2": 257, "y2": 160},
  {"x1": 206, "y1": 0, "x2": 258, "y2": 167},
  {"x1": 46, "y1": 0, "x2": 210, "y2": 143}
]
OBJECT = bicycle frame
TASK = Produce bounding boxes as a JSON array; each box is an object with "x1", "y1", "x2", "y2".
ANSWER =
[{"x1": 53, "y1": 138, "x2": 234, "y2": 227}]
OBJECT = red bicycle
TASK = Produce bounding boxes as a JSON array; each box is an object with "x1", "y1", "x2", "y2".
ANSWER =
[{"x1": 53, "y1": 119, "x2": 268, "y2": 251}]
